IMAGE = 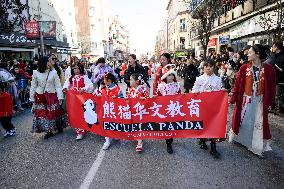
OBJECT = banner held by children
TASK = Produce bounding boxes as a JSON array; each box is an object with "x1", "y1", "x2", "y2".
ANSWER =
[{"x1": 66, "y1": 90, "x2": 228, "y2": 140}]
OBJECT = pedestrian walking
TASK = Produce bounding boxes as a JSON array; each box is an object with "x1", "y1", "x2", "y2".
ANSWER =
[
  {"x1": 92, "y1": 57, "x2": 117, "y2": 88},
  {"x1": 63, "y1": 63, "x2": 93, "y2": 140},
  {"x1": 191, "y1": 60, "x2": 223, "y2": 158},
  {"x1": 157, "y1": 64, "x2": 181, "y2": 154},
  {"x1": 29, "y1": 56, "x2": 67, "y2": 139},
  {"x1": 0, "y1": 82, "x2": 16, "y2": 138},
  {"x1": 124, "y1": 54, "x2": 149, "y2": 89},
  {"x1": 183, "y1": 59, "x2": 199, "y2": 93},
  {"x1": 153, "y1": 53, "x2": 171, "y2": 95},
  {"x1": 272, "y1": 42, "x2": 284, "y2": 114},
  {"x1": 126, "y1": 73, "x2": 150, "y2": 152},
  {"x1": 100, "y1": 73, "x2": 124, "y2": 150},
  {"x1": 229, "y1": 44, "x2": 276, "y2": 158}
]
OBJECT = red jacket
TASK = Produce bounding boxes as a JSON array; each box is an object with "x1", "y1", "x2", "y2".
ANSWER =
[
  {"x1": 230, "y1": 63, "x2": 276, "y2": 139},
  {"x1": 0, "y1": 92, "x2": 13, "y2": 117},
  {"x1": 153, "y1": 66, "x2": 163, "y2": 95}
]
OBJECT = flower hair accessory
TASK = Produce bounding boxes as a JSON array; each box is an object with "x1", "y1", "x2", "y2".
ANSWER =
[{"x1": 137, "y1": 74, "x2": 145, "y2": 85}]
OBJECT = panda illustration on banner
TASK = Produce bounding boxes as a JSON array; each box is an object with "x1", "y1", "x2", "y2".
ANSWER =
[{"x1": 82, "y1": 99, "x2": 99, "y2": 129}]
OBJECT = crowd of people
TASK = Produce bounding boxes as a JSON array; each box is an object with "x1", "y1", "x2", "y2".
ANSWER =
[{"x1": 0, "y1": 41, "x2": 283, "y2": 159}]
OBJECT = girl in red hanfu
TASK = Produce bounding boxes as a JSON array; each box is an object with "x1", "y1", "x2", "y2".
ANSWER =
[
  {"x1": 229, "y1": 44, "x2": 276, "y2": 158},
  {"x1": 0, "y1": 82, "x2": 16, "y2": 138},
  {"x1": 63, "y1": 63, "x2": 93, "y2": 140},
  {"x1": 126, "y1": 73, "x2": 150, "y2": 152},
  {"x1": 101, "y1": 73, "x2": 124, "y2": 150},
  {"x1": 157, "y1": 65, "x2": 181, "y2": 154},
  {"x1": 153, "y1": 53, "x2": 172, "y2": 95}
]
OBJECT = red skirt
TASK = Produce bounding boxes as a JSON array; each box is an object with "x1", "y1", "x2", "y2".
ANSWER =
[{"x1": 32, "y1": 93, "x2": 67, "y2": 133}]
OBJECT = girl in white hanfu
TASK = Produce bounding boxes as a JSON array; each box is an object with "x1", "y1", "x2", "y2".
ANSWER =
[
  {"x1": 192, "y1": 60, "x2": 223, "y2": 158},
  {"x1": 157, "y1": 64, "x2": 181, "y2": 154}
]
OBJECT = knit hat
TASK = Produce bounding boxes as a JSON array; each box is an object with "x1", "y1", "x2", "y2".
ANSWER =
[{"x1": 161, "y1": 64, "x2": 177, "y2": 80}]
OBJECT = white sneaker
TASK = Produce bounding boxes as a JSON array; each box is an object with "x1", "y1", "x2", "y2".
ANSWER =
[
  {"x1": 102, "y1": 142, "x2": 110, "y2": 150},
  {"x1": 76, "y1": 134, "x2": 84, "y2": 140}
]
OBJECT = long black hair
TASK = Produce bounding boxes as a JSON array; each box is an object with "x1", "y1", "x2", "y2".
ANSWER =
[
  {"x1": 54, "y1": 62, "x2": 62, "y2": 77},
  {"x1": 69, "y1": 63, "x2": 85, "y2": 83},
  {"x1": 161, "y1": 53, "x2": 172, "y2": 64},
  {"x1": 38, "y1": 56, "x2": 49, "y2": 73},
  {"x1": 251, "y1": 44, "x2": 267, "y2": 60}
]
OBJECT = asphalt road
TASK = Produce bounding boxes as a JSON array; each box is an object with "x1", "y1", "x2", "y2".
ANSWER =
[{"x1": 1, "y1": 79, "x2": 284, "y2": 189}]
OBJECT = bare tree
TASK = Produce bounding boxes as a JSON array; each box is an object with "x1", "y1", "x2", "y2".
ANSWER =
[
  {"x1": 257, "y1": 0, "x2": 284, "y2": 42},
  {"x1": 183, "y1": 0, "x2": 222, "y2": 58},
  {"x1": 0, "y1": 0, "x2": 28, "y2": 33}
]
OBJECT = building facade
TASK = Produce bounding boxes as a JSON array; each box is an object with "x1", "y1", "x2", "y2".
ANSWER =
[
  {"x1": 189, "y1": 0, "x2": 284, "y2": 56},
  {"x1": 0, "y1": 0, "x2": 77, "y2": 61}
]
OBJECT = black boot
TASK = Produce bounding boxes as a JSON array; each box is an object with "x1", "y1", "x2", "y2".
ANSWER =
[
  {"x1": 210, "y1": 142, "x2": 220, "y2": 159},
  {"x1": 44, "y1": 132, "x2": 54, "y2": 139},
  {"x1": 199, "y1": 139, "x2": 208, "y2": 150},
  {"x1": 167, "y1": 144, "x2": 173, "y2": 154}
]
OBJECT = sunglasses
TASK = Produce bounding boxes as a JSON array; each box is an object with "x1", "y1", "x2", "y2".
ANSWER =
[{"x1": 52, "y1": 57, "x2": 57, "y2": 61}]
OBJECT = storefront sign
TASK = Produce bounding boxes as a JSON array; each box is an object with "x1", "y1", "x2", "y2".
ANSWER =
[
  {"x1": 0, "y1": 33, "x2": 36, "y2": 46},
  {"x1": 25, "y1": 21, "x2": 39, "y2": 39},
  {"x1": 40, "y1": 21, "x2": 56, "y2": 40},
  {"x1": 219, "y1": 36, "x2": 230, "y2": 45},
  {"x1": 208, "y1": 38, "x2": 217, "y2": 47},
  {"x1": 175, "y1": 51, "x2": 187, "y2": 57}
]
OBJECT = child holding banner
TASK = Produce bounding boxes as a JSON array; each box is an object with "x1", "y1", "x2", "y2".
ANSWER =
[
  {"x1": 101, "y1": 73, "x2": 124, "y2": 150},
  {"x1": 192, "y1": 60, "x2": 223, "y2": 159},
  {"x1": 127, "y1": 73, "x2": 150, "y2": 152},
  {"x1": 157, "y1": 65, "x2": 181, "y2": 154},
  {"x1": 63, "y1": 63, "x2": 93, "y2": 140}
]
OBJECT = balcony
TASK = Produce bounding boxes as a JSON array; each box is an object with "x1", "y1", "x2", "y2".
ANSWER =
[
  {"x1": 188, "y1": 0, "x2": 205, "y2": 13},
  {"x1": 179, "y1": 28, "x2": 187, "y2": 32},
  {"x1": 176, "y1": 44, "x2": 186, "y2": 51}
]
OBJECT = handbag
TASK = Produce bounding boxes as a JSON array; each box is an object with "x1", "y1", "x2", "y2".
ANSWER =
[
  {"x1": 61, "y1": 93, "x2": 66, "y2": 111},
  {"x1": 34, "y1": 70, "x2": 50, "y2": 104}
]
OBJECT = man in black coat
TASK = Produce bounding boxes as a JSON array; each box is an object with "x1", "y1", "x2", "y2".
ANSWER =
[
  {"x1": 183, "y1": 59, "x2": 199, "y2": 93},
  {"x1": 272, "y1": 41, "x2": 284, "y2": 114},
  {"x1": 124, "y1": 54, "x2": 149, "y2": 88}
]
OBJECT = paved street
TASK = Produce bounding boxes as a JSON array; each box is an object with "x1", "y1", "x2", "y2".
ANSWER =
[{"x1": 1, "y1": 80, "x2": 284, "y2": 189}]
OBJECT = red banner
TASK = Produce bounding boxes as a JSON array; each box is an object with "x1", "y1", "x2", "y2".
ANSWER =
[
  {"x1": 66, "y1": 91, "x2": 228, "y2": 140},
  {"x1": 25, "y1": 21, "x2": 39, "y2": 39}
]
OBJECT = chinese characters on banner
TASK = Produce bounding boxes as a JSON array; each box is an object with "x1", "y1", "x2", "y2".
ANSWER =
[
  {"x1": 25, "y1": 21, "x2": 39, "y2": 39},
  {"x1": 66, "y1": 91, "x2": 228, "y2": 140}
]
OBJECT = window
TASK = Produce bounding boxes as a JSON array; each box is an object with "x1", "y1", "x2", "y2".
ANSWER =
[
  {"x1": 180, "y1": 19, "x2": 186, "y2": 32},
  {"x1": 180, "y1": 37, "x2": 185, "y2": 49}
]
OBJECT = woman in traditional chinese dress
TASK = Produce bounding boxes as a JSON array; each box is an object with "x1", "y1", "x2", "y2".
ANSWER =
[
  {"x1": 192, "y1": 60, "x2": 223, "y2": 158},
  {"x1": 126, "y1": 73, "x2": 150, "y2": 152},
  {"x1": 100, "y1": 73, "x2": 124, "y2": 150},
  {"x1": 157, "y1": 65, "x2": 181, "y2": 154},
  {"x1": 63, "y1": 63, "x2": 93, "y2": 140},
  {"x1": 153, "y1": 53, "x2": 172, "y2": 95},
  {"x1": 30, "y1": 56, "x2": 66, "y2": 139},
  {"x1": 229, "y1": 44, "x2": 276, "y2": 158}
]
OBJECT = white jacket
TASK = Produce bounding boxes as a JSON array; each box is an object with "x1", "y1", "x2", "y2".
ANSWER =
[
  {"x1": 192, "y1": 74, "x2": 222, "y2": 93},
  {"x1": 30, "y1": 69, "x2": 63, "y2": 101}
]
